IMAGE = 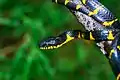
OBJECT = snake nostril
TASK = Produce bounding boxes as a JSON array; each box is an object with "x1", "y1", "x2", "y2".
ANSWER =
[{"x1": 39, "y1": 41, "x2": 46, "y2": 47}]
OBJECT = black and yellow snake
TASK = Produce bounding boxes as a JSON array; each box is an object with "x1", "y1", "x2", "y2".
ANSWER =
[{"x1": 39, "y1": 0, "x2": 120, "y2": 79}]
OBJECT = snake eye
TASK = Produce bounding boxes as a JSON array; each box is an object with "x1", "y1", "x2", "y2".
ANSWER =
[{"x1": 39, "y1": 37, "x2": 56, "y2": 48}]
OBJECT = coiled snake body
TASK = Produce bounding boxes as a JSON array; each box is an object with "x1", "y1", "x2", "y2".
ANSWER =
[{"x1": 39, "y1": 0, "x2": 120, "y2": 79}]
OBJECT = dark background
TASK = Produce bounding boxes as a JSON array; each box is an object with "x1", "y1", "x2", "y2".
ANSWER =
[{"x1": 0, "y1": 0, "x2": 120, "y2": 80}]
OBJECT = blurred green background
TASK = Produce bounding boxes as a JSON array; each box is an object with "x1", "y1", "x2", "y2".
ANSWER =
[{"x1": 0, "y1": 0, "x2": 120, "y2": 80}]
